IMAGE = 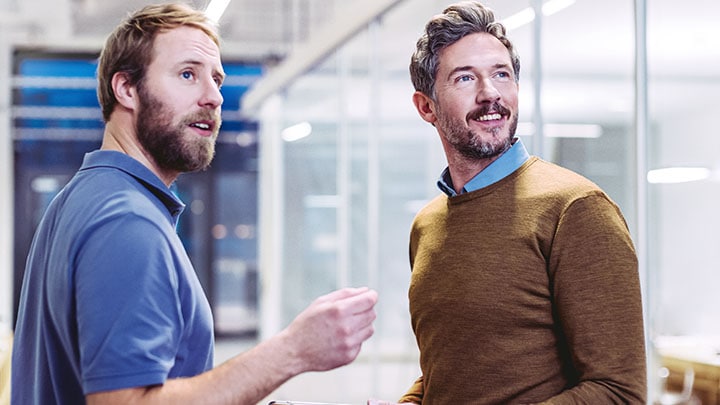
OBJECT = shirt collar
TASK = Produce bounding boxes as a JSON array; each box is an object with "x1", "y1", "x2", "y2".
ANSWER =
[
  {"x1": 81, "y1": 150, "x2": 186, "y2": 220},
  {"x1": 437, "y1": 137, "x2": 531, "y2": 196}
]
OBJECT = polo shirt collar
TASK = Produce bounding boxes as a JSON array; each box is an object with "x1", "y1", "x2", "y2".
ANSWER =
[{"x1": 80, "y1": 150, "x2": 186, "y2": 220}]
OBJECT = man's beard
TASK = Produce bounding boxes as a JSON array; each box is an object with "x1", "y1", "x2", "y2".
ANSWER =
[
  {"x1": 136, "y1": 83, "x2": 220, "y2": 173},
  {"x1": 437, "y1": 102, "x2": 517, "y2": 160}
]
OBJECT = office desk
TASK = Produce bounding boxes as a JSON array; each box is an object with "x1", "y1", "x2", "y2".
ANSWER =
[{"x1": 657, "y1": 336, "x2": 720, "y2": 405}]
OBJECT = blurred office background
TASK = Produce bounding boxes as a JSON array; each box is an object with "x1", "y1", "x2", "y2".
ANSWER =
[{"x1": 1, "y1": 0, "x2": 719, "y2": 403}]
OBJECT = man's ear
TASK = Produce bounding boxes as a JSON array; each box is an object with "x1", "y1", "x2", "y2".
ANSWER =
[
  {"x1": 111, "y1": 71, "x2": 138, "y2": 111},
  {"x1": 412, "y1": 91, "x2": 437, "y2": 125}
]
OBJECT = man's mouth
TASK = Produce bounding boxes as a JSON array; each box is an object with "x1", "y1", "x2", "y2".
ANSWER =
[
  {"x1": 188, "y1": 118, "x2": 220, "y2": 137},
  {"x1": 468, "y1": 102, "x2": 510, "y2": 124},
  {"x1": 473, "y1": 113, "x2": 503, "y2": 122},
  {"x1": 190, "y1": 122, "x2": 212, "y2": 130}
]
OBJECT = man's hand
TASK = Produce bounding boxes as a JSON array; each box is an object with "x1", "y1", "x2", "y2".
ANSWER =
[{"x1": 281, "y1": 287, "x2": 378, "y2": 373}]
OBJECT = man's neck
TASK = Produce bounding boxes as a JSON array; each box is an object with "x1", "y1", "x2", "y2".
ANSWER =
[
  {"x1": 446, "y1": 156, "x2": 498, "y2": 194},
  {"x1": 100, "y1": 119, "x2": 179, "y2": 187},
  {"x1": 442, "y1": 138, "x2": 515, "y2": 194}
]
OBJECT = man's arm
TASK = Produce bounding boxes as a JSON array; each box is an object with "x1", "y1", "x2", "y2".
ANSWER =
[
  {"x1": 541, "y1": 193, "x2": 646, "y2": 404},
  {"x1": 87, "y1": 287, "x2": 378, "y2": 405}
]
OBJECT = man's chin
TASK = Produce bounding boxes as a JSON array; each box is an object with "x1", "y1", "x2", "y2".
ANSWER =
[
  {"x1": 184, "y1": 153, "x2": 215, "y2": 173},
  {"x1": 460, "y1": 140, "x2": 512, "y2": 160}
]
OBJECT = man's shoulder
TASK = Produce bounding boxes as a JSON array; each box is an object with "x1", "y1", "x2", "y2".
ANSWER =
[
  {"x1": 69, "y1": 165, "x2": 154, "y2": 206},
  {"x1": 416, "y1": 193, "x2": 448, "y2": 214},
  {"x1": 45, "y1": 167, "x2": 170, "y2": 242},
  {"x1": 523, "y1": 157, "x2": 604, "y2": 194}
]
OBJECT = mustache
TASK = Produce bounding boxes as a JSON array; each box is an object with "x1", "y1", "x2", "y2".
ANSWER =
[
  {"x1": 184, "y1": 110, "x2": 222, "y2": 126},
  {"x1": 467, "y1": 102, "x2": 511, "y2": 121}
]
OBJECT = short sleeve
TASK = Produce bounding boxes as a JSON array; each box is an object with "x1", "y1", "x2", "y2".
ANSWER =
[{"x1": 73, "y1": 213, "x2": 183, "y2": 394}]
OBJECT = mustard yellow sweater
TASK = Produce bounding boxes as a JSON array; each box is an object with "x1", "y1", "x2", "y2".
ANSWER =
[{"x1": 400, "y1": 157, "x2": 646, "y2": 404}]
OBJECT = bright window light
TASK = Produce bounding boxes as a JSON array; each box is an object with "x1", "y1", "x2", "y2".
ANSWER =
[
  {"x1": 281, "y1": 122, "x2": 312, "y2": 142},
  {"x1": 647, "y1": 167, "x2": 711, "y2": 184},
  {"x1": 205, "y1": 0, "x2": 231, "y2": 23}
]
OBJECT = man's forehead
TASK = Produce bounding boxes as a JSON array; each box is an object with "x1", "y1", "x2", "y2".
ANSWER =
[
  {"x1": 439, "y1": 34, "x2": 511, "y2": 66},
  {"x1": 153, "y1": 27, "x2": 218, "y2": 53},
  {"x1": 151, "y1": 27, "x2": 223, "y2": 66}
]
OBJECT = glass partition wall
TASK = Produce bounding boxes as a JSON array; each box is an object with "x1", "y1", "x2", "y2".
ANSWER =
[
  {"x1": 646, "y1": 1, "x2": 720, "y2": 403},
  {"x1": 252, "y1": 0, "x2": 718, "y2": 402}
]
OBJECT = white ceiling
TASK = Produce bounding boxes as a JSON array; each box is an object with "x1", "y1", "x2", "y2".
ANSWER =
[{"x1": 1, "y1": 0, "x2": 352, "y2": 58}]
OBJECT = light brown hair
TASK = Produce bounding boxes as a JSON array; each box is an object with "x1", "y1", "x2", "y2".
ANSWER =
[{"x1": 96, "y1": 3, "x2": 219, "y2": 121}]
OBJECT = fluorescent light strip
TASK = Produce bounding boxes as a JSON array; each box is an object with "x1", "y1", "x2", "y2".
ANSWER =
[
  {"x1": 205, "y1": 0, "x2": 231, "y2": 23},
  {"x1": 647, "y1": 167, "x2": 711, "y2": 184},
  {"x1": 502, "y1": 0, "x2": 576, "y2": 30},
  {"x1": 502, "y1": 8, "x2": 536, "y2": 31}
]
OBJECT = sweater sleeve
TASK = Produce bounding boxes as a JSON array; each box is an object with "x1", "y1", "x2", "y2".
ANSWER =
[
  {"x1": 398, "y1": 375, "x2": 423, "y2": 403},
  {"x1": 541, "y1": 192, "x2": 646, "y2": 404}
]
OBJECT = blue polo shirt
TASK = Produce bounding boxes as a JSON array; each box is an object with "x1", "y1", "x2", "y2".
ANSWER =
[
  {"x1": 437, "y1": 138, "x2": 531, "y2": 196},
  {"x1": 12, "y1": 150, "x2": 214, "y2": 404}
]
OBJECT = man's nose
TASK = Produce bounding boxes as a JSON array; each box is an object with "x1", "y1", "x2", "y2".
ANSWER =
[
  {"x1": 200, "y1": 78, "x2": 224, "y2": 109},
  {"x1": 476, "y1": 78, "x2": 501, "y2": 103}
]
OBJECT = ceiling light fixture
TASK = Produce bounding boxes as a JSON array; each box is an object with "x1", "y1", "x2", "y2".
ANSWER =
[
  {"x1": 205, "y1": 0, "x2": 231, "y2": 24},
  {"x1": 502, "y1": 0, "x2": 576, "y2": 31},
  {"x1": 281, "y1": 122, "x2": 313, "y2": 142}
]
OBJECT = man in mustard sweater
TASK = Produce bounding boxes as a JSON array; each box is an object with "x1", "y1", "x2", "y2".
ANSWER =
[{"x1": 393, "y1": 1, "x2": 646, "y2": 403}]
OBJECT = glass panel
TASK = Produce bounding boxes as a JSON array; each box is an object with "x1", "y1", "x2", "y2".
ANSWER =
[
  {"x1": 536, "y1": 0, "x2": 636, "y2": 222},
  {"x1": 281, "y1": 117, "x2": 340, "y2": 322},
  {"x1": 212, "y1": 172, "x2": 259, "y2": 335},
  {"x1": 648, "y1": 0, "x2": 720, "y2": 377}
]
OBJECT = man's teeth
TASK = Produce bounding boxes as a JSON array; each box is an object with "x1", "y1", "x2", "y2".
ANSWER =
[
  {"x1": 192, "y1": 123, "x2": 210, "y2": 129},
  {"x1": 475, "y1": 113, "x2": 502, "y2": 121}
]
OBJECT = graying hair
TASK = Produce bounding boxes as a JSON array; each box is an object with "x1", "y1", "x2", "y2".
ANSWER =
[{"x1": 410, "y1": 1, "x2": 520, "y2": 99}]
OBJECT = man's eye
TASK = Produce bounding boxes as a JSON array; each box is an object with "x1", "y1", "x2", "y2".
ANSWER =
[
  {"x1": 182, "y1": 71, "x2": 194, "y2": 80},
  {"x1": 456, "y1": 75, "x2": 473, "y2": 83}
]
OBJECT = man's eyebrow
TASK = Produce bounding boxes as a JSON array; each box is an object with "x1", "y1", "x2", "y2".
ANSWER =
[
  {"x1": 446, "y1": 65, "x2": 474, "y2": 80},
  {"x1": 446, "y1": 63, "x2": 512, "y2": 80},
  {"x1": 178, "y1": 59, "x2": 203, "y2": 67}
]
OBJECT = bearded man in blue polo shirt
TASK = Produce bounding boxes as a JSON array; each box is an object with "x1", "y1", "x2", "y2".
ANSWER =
[{"x1": 11, "y1": 4, "x2": 377, "y2": 404}]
